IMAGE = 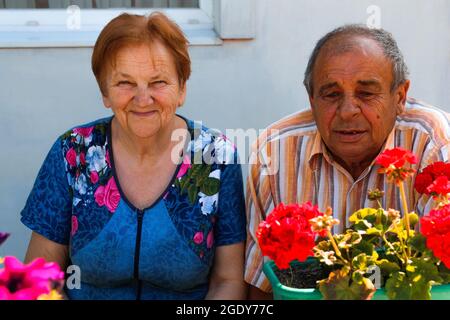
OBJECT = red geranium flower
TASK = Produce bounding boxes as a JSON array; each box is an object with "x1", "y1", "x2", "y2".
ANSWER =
[
  {"x1": 415, "y1": 161, "x2": 450, "y2": 195},
  {"x1": 414, "y1": 172, "x2": 434, "y2": 194},
  {"x1": 426, "y1": 176, "x2": 450, "y2": 198},
  {"x1": 256, "y1": 202, "x2": 322, "y2": 269},
  {"x1": 420, "y1": 204, "x2": 450, "y2": 268},
  {"x1": 376, "y1": 148, "x2": 417, "y2": 184}
]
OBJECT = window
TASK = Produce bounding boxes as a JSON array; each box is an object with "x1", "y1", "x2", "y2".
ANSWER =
[
  {"x1": 0, "y1": 0, "x2": 255, "y2": 48},
  {"x1": 0, "y1": 0, "x2": 200, "y2": 9}
]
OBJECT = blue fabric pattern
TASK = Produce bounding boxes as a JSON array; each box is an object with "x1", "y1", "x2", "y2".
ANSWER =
[{"x1": 20, "y1": 115, "x2": 246, "y2": 300}]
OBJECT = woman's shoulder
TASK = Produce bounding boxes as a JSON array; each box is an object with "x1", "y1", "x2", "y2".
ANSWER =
[
  {"x1": 183, "y1": 116, "x2": 238, "y2": 166},
  {"x1": 57, "y1": 116, "x2": 112, "y2": 145}
]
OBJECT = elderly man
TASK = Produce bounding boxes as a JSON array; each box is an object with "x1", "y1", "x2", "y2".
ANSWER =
[{"x1": 244, "y1": 25, "x2": 450, "y2": 299}]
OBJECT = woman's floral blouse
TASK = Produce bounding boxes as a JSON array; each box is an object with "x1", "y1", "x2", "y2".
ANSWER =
[{"x1": 21, "y1": 116, "x2": 246, "y2": 300}]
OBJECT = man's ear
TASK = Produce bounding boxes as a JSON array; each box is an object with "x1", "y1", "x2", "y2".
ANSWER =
[
  {"x1": 308, "y1": 93, "x2": 315, "y2": 111},
  {"x1": 395, "y1": 80, "x2": 410, "y2": 115}
]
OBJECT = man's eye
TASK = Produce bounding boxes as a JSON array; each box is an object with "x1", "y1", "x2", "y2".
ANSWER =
[
  {"x1": 358, "y1": 91, "x2": 374, "y2": 98},
  {"x1": 324, "y1": 92, "x2": 340, "y2": 99}
]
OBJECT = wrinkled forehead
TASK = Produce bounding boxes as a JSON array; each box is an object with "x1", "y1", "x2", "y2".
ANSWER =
[
  {"x1": 313, "y1": 36, "x2": 393, "y2": 87},
  {"x1": 108, "y1": 41, "x2": 176, "y2": 78}
]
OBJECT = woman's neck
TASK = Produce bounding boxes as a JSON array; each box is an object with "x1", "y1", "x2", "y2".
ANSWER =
[{"x1": 111, "y1": 116, "x2": 187, "y2": 165}]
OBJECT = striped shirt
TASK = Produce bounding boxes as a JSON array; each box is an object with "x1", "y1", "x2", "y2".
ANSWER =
[{"x1": 244, "y1": 97, "x2": 450, "y2": 292}]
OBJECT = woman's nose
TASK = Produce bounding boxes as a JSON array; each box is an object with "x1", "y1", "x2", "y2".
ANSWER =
[{"x1": 134, "y1": 86, "x2": 154, "y2": 107}]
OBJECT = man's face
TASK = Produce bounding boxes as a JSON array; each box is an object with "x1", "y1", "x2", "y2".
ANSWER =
[{"x1": 309, "y1": 37, "x2": 409, "y2": 170}]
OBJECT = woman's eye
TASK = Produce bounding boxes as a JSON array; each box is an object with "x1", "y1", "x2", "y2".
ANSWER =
[
  {"x1": 117, "y1": 81, "x2": 133, "y2": 86},
  {"x1": 152, "y1": 81, "x2": 167, "y2": 88}
]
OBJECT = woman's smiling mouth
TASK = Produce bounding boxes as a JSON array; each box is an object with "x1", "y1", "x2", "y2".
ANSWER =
[{"x1": 131, "y1": 110, "x2": 157, "y2": 117}]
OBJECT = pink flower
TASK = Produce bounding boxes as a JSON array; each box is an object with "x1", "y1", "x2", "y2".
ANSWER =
[
  {"x1": 79, "y1": 152, "x2": 86, "y2": 166},
  {"x1": 177, "y1": 155, "x2": 191, "y2": 179},
  {"x1": 206, "y1": 230, "x2": 214, "y2": 249},
  {"x1": 105, "y1": 150, "x2": 111, "y2": 168},
  {"x1": 65, "y1": 148, "x2": 77, "y2": 167},
  {"x1": 94, "y1": 185, "x2": 105, "y2": 207},
  {"x1": 104, "y1": 178, "x2": 120, "y2": 213},
  {"x1": 73, "y1": 126, "x2": 94, "y2": 138},
  {"x1": 94, "y1": 177, "x2": 120, "y2": 213},
  {"x1": 193, "y1": 232, "x2": 204, "y2": 244},
  {"x1": 90, "y1": 171, "x2": 99, "y2": 184},
  {"x1": 0, "y1": 256, "x2": 64, "y2": 300},
  {"x1": 71, "y1": 216, "x2": 78, "y2": 236}
]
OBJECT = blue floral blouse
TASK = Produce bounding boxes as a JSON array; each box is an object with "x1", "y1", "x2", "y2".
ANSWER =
[{"x1": 20, "y1": 116, "x2": 246, "y2": 300}]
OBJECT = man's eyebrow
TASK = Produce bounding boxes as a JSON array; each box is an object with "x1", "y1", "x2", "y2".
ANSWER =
[
  {"x1": 357, "y1": 80, "x2": 382, "y2": 90},
  {"x1": 318, "y1": 82, "x2": 339, "y2": 95}
]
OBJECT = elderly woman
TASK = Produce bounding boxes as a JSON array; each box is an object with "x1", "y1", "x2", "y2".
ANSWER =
[{"x1": 21, "y1": 12, "x2": 247, "y2": 300}]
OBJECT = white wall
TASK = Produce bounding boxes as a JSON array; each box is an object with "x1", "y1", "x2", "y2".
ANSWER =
[{"x1": 1, "y1": 0, "x2": 449, "y2": 258}]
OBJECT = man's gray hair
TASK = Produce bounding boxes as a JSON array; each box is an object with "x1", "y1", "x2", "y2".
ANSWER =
[{"x1": 303, "y1": 24, "x2": 409, "y2": 96}]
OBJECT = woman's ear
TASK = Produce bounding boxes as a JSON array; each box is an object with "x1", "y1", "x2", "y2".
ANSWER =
[
  {"x1": 102, "y1": 95, "x2": 112, "y2": 109},
  {"x1": 395, "y1": 80, "x2": 410, "y2": 115},
  {"x1": 177, "y1": 82, "x2": 187, "y2": 107}
]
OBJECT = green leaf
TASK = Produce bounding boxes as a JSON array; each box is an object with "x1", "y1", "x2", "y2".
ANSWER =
[
  {"x1": 349, "y1": 208, "x2": 379, "y2": 224},
  {"x1": 386, "y1": 259, "x2": 443, "y2": 300},
  {"x1": 187, "y1": 184, "x2": 198, "y2": 204},
  {"x1": 319, "y1": 267, "x2": 376, "y2": 300},
  {"x1": 200, "y1": 177, "x2": 220, "y2": 196},
  {"x1": 385, "y1": 271, "x2": 413, "y2": 300},
  {"x1": 352, "y1": 240, "x2": 374, "y2": 258},
  {"x1": 189, "y1": 164, "x2": 203, "y2": 179},
  {"x1": 179, "y1": 176, "x2": 190, "y2": 193},
  {"x1": 352, "y1": 254, "x2": 373, "y2": 272},
  {"x1": 366, "y1": 227, "x2": 382, "y2": 236},
  {"x1": 409, "y1": 233, "x2": 427, "y2": 253},
  {"x1": 408, "y1": 258, "x2": 443, "y2": 284},
  {"x1": 376, "y1": 259, "x2": 401, "y2": 277},
  {"x1": 336, "y1": 230, "x2": 362, "y2": 250}
]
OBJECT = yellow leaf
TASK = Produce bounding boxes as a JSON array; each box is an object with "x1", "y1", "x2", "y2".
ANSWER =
[{"x1": 37, "y1": 290, "x2": 63, "y2": 300}]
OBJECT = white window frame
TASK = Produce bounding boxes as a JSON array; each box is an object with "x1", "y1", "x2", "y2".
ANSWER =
[{"x1": 0, "y1": 0, "x2": 255, "y2": 48}]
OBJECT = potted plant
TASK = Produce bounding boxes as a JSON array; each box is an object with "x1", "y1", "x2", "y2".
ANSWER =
[
  {"x1": 0, "y1": 232, "x2": 65, "y2": 300},
  {"x1": 257, "y1": 148, "x2": 450, "y2": 300}
]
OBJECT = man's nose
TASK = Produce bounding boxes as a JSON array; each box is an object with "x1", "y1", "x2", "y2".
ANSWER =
[
  {"x1": 337, "y1": 95, "x2": 361, "y2": 120},
  {"x1": 134, "y1": 86, "x2": 154, "y2": 107}
]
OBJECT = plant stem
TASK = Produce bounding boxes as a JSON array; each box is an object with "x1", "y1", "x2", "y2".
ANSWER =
[
  {"x1": 289, "y1": 266, "x2": 294, "y2": 287},
  {"x1": 327, "y1": 230, "x2": 349, "y2": 264},
  {"x1": 377, "y1": 200, "x2": 383, "y2": 209},
  {"x1": 398, "y1": 182, "x2": 411, "y2": 256},
  {"x1": 382, "y1": 234, "x2": 405, "y2": 264}
]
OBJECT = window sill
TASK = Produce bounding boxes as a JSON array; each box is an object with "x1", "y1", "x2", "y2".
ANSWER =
[
  {"x1": 0, "y1": 28, "x2": 222, "y2": 48},
  {"x1": 0, "y1": 8, "x2": 222, "y2": 48}
]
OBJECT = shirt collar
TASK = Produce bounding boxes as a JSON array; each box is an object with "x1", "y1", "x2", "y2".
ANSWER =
[{"x1": 308, "y1": 126, "x2": 397, "y2": 171}]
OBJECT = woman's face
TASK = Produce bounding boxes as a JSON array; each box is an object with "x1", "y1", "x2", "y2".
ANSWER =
[{"x1": 103, "y1": 42, "x2": 186, "y2": 139}]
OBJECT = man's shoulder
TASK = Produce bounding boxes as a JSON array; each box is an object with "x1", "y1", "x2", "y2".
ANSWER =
[
  {"x1": 261, "y1": 109, "x2": 317, "y2": 140},
  {"x1": 397, "y1": 98, "x2": 450, "y2": 145}
]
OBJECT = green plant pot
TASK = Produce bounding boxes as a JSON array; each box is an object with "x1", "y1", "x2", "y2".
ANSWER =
[{"x1": 263, "y1": 260, "x2": 450, "y2": 300}]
